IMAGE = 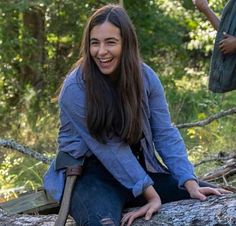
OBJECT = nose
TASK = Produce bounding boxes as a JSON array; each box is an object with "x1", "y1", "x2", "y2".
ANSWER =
[{"x1": 97, "y1": 43, "x2": 107, "y2": 56}]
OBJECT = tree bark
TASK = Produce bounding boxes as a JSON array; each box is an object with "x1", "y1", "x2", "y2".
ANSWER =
[
  {"x1": 21, "y1": 6, "x2": 45, "y2": 89},
  {"x1": 1, "y1": 194, "x2": 235, "y2": 226}
]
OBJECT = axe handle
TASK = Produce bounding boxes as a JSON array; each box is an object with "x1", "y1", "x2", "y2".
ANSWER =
[{"x1": 55, "y1": 165, "x2": 82, "y2": 226}]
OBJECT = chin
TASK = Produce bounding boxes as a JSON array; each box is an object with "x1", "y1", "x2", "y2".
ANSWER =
[{"x1": 100, "y1": 68, "x2": 114, "y2": 75}]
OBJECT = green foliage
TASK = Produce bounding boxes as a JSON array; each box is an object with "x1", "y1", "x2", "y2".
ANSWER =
[
  {"x1": 0, "y1": 150, "x2": 48, "y2": 200},
  {"x1": 0, "y1": 0, "x2": 236, "y2": 198}
]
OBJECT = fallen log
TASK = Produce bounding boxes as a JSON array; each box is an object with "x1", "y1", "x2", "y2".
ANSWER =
[{"x1": 0, "y1": 193, "x2": 236, "y2": 226}]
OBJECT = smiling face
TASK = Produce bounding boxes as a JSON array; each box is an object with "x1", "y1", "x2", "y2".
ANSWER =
[{"x1": 90, "y1": 21, "x2": 122, "y2": 79}]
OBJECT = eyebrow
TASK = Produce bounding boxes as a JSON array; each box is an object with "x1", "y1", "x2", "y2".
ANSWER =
[{"x1": 90, "y1": 37, "x2": 120, "y2": 42}]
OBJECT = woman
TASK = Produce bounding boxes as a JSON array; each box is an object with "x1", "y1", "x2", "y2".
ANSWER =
[{"x1": 44, "y1": 4, "x2": 229, "y2": 226}]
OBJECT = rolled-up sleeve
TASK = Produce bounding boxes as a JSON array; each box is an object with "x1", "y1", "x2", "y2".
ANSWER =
[
  {"x1": 145, "y1": 65, "x2": 197, "y2": 187},
  {"x1": 59, "y1": 81, "x2": 153, "y2": 197}
]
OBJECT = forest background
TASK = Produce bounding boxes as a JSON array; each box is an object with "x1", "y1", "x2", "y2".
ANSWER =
[{"x1": 0, "y1": 0, "x2": 235, "y2": 201}]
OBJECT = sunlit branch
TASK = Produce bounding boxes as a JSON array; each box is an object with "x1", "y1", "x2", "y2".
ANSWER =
[
  {"x1": 176, "y1": 107, "x2": 236, "y2": 129},
  {"x1": 194, "y1": 153, "x2": 236, "y2": 167}
]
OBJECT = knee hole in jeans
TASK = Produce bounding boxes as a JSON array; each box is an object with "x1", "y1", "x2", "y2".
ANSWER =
[{"x1": 100, "y1": 217, "x2": 116, "y2": 226}]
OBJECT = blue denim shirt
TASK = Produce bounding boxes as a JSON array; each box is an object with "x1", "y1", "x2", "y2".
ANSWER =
[{"x1": 44, "y1": 63, "x2": 196, "y2": 202}]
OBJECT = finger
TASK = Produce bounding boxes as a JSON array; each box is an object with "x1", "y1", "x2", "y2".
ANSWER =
[
  {"x1": 224, "y1": 48, "x2": 230, "y2": 54},
  {"x1": 219, "y1": 40, "x2": 224, "y2": 45},
  {"x1": 200, "y1": 187, "x2": 221, "y2": 196},
  {"x1": 210, "y1": 188, "x2": 221, "y2": 196},
  {"x1": 221, "y1": 48, "x2": 227, "y2": 54},
  {"x1": 121, "y1": 212, "x2": 133, "y2": 220},
  {"x1": 127, "y1": 205, "x2": 155, "y2": 225},
  {"x1": 121, "y1": 215, "x2": 132, "y2": 226},
  {"x1": 219, "y1": 42, "x2": 225, "y2": 50},
  {"x1": 217, "y1": 188, "x2": 233, "y2": 194},
  {"x1": 120, "y1": 216, "x2": 127, "y2": 226},
  {"x1": 223, "y1": 32, "x2": 229, "y2": 38},
  {"x1": 121, "y1": 208, "x2": 147, "y2": 226},
  {"x1": 127, "y1": 215, "x2": 136, "y2": 226},
  {"x1": 120, "y1": 219, "x2": 125, "y2": 226},
  {"x1": 125, "y1": 211, "x2": 141, "y2": 226},
  {"x1": 121, "y1": 212, "x2": 134, "y2": 226},
  {"x1": 121, "y1": 212, "x2": 134, "y2": 222},
  {"x1": 191, "y1": 191, "x2": 207, "y2": 201},
  {"x1": 219, "y1": 45, "x2": 226, "y2": 54},
  {"x1": 120, "y1": 218, "x2": 125, "y2": 226},
  {"x1": 145, "y1": 208, "x2": 156, "y2": 220},
  {"x1": 220, "y1": 47, "x2": 224, "y2": 52},
  {"x1": 197, "y1": 193, "x2": 207, "y2": 201}
]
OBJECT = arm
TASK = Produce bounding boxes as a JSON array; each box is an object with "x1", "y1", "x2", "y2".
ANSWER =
[
  {"x1": 58, "y1": 112, "x2": 90, "y2": 158},
  {"x1": 193, "y1": 0, "x2": 220, "y2": 30},
  {"x1": 145, "y1": 66, "x2": 231, "y2": 199},
  {"x1": 146, "y1": 66, "x2": 197, "y2": 188},
  {"x1": 120, "y1": 65, "x2": 195, "y2": 226}
]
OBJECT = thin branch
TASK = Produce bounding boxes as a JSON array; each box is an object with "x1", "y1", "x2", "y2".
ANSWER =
[
  {"x1": 194, "y1": 153, "x2": 236, "y2": 167},
  {"x1": 0, "y1": 139, "x2": 52, "y2": 164},
  {"x1": 199, "y1": 157, "x2": 236, "y2": 181},
  {"x1": 201, "y1": 168, "x2": 236, "y2": 181},
  {"x1": 176, "y1": 107, "x2": 236, "y2": 129}
]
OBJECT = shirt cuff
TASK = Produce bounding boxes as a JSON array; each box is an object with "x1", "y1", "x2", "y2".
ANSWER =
[{"x1": 132, "y1": 175, "x2": 154, "y2": 197}]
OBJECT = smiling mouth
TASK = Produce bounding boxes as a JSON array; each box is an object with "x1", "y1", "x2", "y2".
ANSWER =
[{"x1": 98, "y1": 58, "x2": 113, "y2": 64}]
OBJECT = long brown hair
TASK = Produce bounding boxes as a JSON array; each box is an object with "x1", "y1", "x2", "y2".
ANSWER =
[{"x1": 78, "y1": 4, "x2": 143, "y2": 145}]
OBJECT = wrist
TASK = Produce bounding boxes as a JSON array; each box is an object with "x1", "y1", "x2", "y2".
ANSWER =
[
  {"x1": 143, "y1": 185, "x2": 160, "y2": 201},
  {"x1": 200, "y1": 6, "x2": 212, "y2": 15},
  {"x1": 184, "y1": 180, "x2": 199, "y2": 194}
]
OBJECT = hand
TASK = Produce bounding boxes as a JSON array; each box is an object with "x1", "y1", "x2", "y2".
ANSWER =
[
  {"x1": 121, "y1": 197, "x2": 161, "y2": 226},
  {"x1": 219, "y1": 33, "x2": 236, "y2": 54},
  {"x1": 184, "y1": 180, "x2": 232, "y2": 201},
  {"x1": 192, "y1": 0, "x2": 209, "y2": 12},
  {"x1": 121, "y1": 186, "x2": 161, "y2": 226}
]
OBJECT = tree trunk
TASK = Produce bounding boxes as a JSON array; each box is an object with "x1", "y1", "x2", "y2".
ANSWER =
[
  {"x1": 0, "y1": 193, "x2": 235, "y2": 226},
  {"x1": 21, "y1": 6, "x2": 45, "y2": 89}
]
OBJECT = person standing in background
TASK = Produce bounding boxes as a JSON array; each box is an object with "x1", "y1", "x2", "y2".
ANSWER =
[{"x1": 193, "y1": 0, "x2": 236, "y2": 92}]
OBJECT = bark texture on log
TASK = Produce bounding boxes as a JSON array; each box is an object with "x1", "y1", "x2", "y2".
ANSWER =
[{"x1": 1, "y1": 194, "x2": 236, "y2": 226}]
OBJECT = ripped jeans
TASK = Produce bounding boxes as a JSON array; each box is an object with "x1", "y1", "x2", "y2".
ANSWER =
[{"x1": 69, "y1": 155, "x2": 213, "y2": 226}]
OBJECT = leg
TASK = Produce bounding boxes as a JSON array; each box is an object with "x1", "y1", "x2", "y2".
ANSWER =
[{"x1": 69, "y1": 156, "x2": 129, "y2": 226}]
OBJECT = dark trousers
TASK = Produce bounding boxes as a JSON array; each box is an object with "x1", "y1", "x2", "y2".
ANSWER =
[{"x1": 69, "y1": 155, "x2": 214, "y2": 226}]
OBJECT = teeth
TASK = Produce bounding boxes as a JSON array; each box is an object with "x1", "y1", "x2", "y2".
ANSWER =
[{"x1": 99, "y1": 58, "x2": 112, "y2": 63}]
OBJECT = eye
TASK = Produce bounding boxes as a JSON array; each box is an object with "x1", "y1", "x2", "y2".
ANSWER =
[
  {"x1": 90, "y1": 40, "x2": 99, "y2": 46},
  {"x1": 107, "y1": 40, "x2": 116, "y2": 45}
]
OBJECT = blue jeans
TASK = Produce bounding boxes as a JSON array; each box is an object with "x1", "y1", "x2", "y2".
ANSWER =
[{"x1": 69, "y1": 155, "x2": 214, "y2": 226}]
